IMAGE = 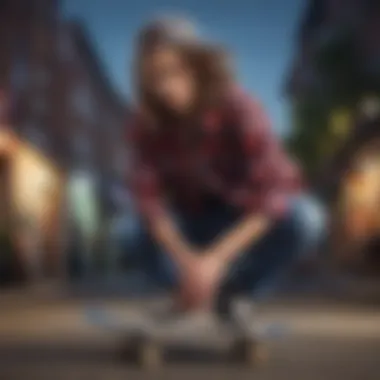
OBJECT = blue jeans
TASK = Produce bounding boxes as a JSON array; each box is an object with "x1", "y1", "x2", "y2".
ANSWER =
[{"x1": 124, "y1": 194, "x2": 327, "y2": 311}]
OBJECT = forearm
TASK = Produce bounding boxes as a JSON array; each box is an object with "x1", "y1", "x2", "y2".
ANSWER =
[
  {"x1": 208, "y1": 214, "x2": 271, "y2": 264},
  {"x1": 147, "y1": 211, "x2": 193, "y2": 265}
]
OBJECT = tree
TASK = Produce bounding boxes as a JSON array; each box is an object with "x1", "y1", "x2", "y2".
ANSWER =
[{"x1": 288, "y1": 26, "x2": 380, "y2": 182}]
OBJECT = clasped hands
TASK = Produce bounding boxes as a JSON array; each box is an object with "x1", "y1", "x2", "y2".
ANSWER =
[{"x1": 174, "y1": 247, "x2": 230, "y2": 311}]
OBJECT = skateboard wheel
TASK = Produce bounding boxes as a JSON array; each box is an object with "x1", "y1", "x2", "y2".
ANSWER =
[
  {"x1": 232, "y1": 339, "x2": 268, "y2": 367},
  {"x1": 138, "y1": 340, "x2": 162, "y2": 369}
]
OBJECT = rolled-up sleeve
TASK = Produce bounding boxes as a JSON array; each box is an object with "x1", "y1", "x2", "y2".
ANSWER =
[{"x1": 227, "y1": 90, "x2": 301, "y2": 219}]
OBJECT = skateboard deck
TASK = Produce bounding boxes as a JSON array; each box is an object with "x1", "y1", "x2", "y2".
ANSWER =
[{"x1": 84, "y1": 300, "x2": 288, "y2": 369}]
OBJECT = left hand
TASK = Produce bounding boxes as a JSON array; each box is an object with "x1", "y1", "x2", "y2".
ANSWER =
[{"x1": 177, "y1": 253, "x2": 229, "y2": 311}]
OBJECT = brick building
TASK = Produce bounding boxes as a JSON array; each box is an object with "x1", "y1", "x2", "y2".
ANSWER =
[{"x1": 0, "y1": 0, "x2": 127, "y2": 283}]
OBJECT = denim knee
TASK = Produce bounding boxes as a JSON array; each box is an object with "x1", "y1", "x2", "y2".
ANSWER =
[
  {"x1": 121, "y1": 214, "x2": 149, "y2": 262},
  {"x1": 289, "y1": 194, "x2": 328, "y2": 259}
]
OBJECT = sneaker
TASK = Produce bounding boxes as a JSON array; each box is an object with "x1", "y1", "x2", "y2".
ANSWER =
[
  {"x1": 232, "y1": 299, "x2": 256, "y2": 331},
  {"x1": 216, "y1": 298, "x2": 259, "y2": 338}
]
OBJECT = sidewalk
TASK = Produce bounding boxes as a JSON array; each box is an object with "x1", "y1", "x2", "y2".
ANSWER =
[
  {"x1": 0, "y1": 295, "x2": 379, "y2": 344},
  {"x1": 1, "y1": 278, "x2": 378, "y2": 380}
]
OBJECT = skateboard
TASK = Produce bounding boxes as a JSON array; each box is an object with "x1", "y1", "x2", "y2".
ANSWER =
[{"x1": 84, "y1": 300, "x2": 286, "y2": 369}]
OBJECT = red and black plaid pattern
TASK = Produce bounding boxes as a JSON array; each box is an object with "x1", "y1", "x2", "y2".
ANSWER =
[{"x1": 128, "y1": 87, "x2": 301, "y2": 219}]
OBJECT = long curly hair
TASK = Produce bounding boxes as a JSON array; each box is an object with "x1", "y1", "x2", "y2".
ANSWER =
[{"x1": 132, "y1": 17, "x2": 234, "y2": 128}]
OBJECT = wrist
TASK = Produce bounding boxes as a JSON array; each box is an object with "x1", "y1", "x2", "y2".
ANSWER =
[
  {"x1": 171, "y1": 244, "x2": 197, "y2": 265},
  {"x1": 206, "y1": 246, "x2": 231, "y2": 265}
]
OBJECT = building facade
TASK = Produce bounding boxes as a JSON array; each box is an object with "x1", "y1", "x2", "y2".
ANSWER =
[
  {"x1": 0, "y1": 0, "x2": 127, "y2": 283},
  {"x1": 286, "y1": 0, "x2": 380, "y2": 99},
  {"x1": 59, "y1": 21, "x2": 128, "y2": 277}
]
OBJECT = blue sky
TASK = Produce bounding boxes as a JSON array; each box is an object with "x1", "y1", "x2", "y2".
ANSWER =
[{"x1": 63, "y1": 0, "x2": 305, "y2": 136}]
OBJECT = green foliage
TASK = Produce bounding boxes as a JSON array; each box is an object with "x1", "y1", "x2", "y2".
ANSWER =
[
  {"x1": 288, "y1": 27, "x2": 380, "y2": 180},
  {"x1": 287, "y1": 96, "x2": 333, "y2": 178}
]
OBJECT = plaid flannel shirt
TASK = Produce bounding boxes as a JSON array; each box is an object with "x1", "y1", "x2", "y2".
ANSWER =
[{"x1": 128, "y1": 87, "x2": 301, "y2": 219}]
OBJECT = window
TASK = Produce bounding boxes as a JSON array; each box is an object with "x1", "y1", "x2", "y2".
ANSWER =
[{"x1": 71, "y1": 85, "x2": 95, "y2": 122}]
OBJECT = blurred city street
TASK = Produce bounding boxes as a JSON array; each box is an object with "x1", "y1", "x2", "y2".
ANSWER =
[
  {"x1": 0, "y1": 289, "x2": 379, "y2": 380},
  {"x1": 1, "y1": 0, "x2": 380, "y2": 379}
]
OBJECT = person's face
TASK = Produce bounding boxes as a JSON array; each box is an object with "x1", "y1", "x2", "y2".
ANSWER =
[{"x1": 145, "y1": 46, "x2": 196, "y2": 114}]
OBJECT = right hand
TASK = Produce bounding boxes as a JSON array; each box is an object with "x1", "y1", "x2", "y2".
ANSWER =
[{"x1": 175, "y1": 253, "x2": 228, "y2": 311}]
